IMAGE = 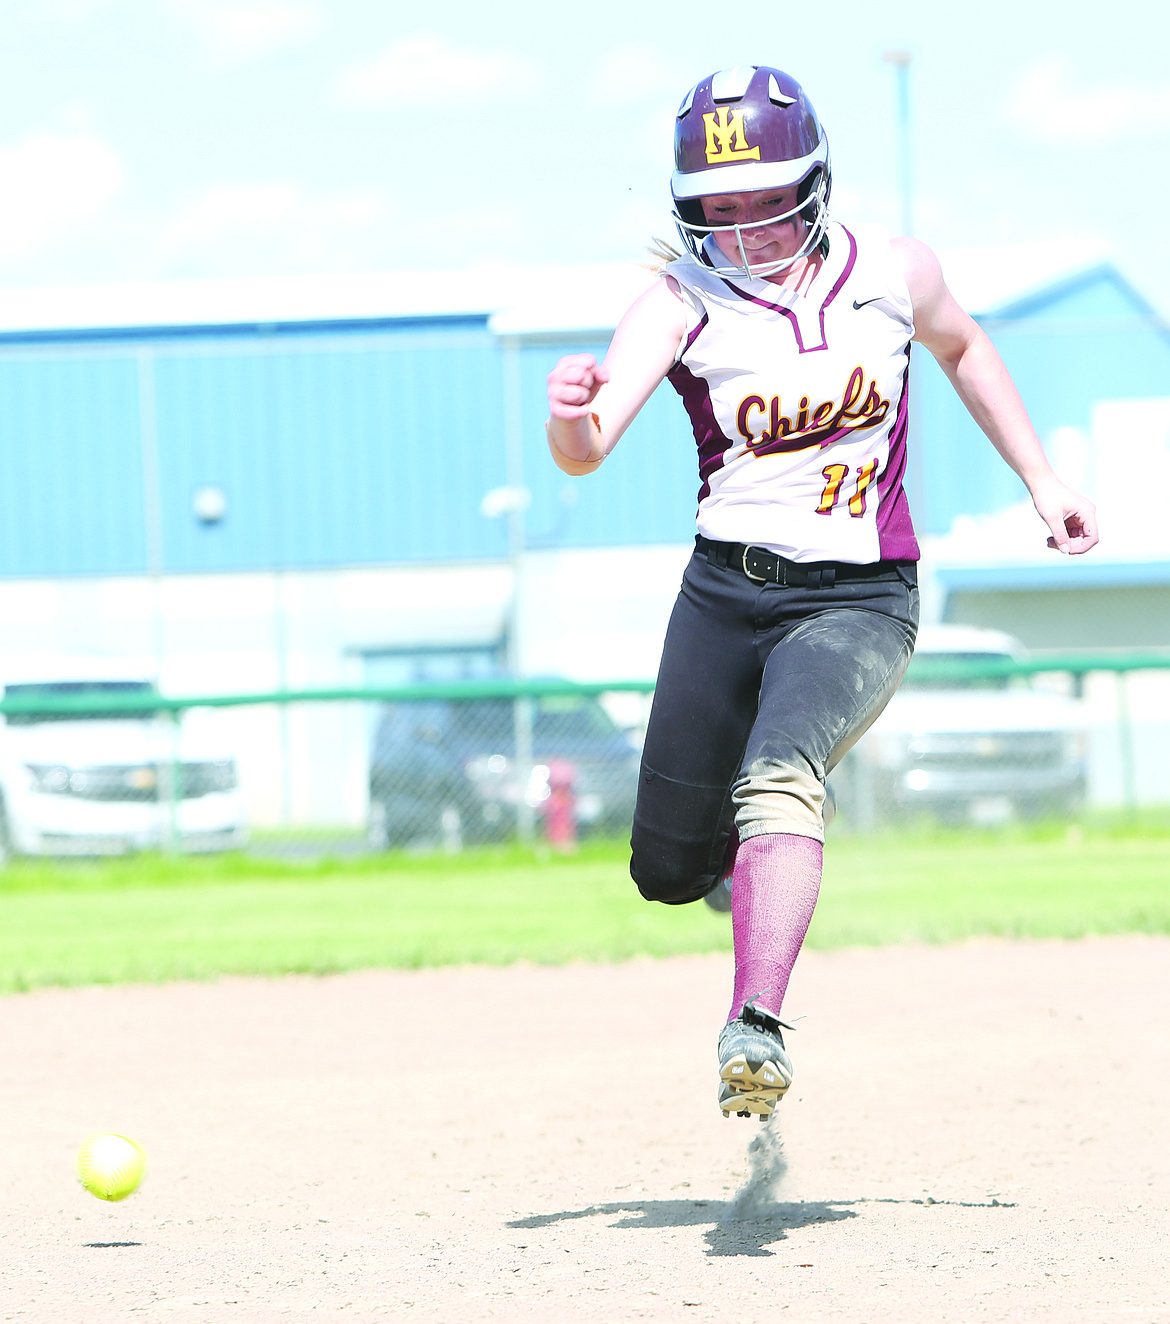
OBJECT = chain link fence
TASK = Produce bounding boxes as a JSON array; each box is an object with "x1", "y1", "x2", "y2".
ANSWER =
[{"x1": 0, "y1": 655, "x2": 1166, "y2": 866}]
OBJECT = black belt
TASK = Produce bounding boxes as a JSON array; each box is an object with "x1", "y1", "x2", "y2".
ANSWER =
[{"x1": 696, "y1": 535, "x2": 901, "y2": 589}]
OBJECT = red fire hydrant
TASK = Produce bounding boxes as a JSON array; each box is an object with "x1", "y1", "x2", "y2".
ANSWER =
[{"x1": 542, "y1": 758, "x2": 578, "y2": 851}]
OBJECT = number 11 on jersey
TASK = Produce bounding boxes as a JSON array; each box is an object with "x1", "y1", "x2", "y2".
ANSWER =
[{"x1": 817, "y1": 459, "x2": 879, "y2": 517}]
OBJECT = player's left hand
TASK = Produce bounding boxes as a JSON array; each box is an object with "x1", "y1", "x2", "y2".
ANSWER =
[{"x1": 1031, "y1": 476, "x2": 1099, "y2": 555}]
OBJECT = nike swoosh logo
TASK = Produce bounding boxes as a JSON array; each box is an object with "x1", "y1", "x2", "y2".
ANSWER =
[{"x1": 852, "y1": 296, "x2": 883, "y2": 310}]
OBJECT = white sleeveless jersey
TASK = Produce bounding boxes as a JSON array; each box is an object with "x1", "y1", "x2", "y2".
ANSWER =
[{"x1": 663, "y1": 222, "x2": 920, "y2": 564}]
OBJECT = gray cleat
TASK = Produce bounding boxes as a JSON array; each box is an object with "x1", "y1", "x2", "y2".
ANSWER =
[{"x1": 717, "y1": 998, "x2": 794, "y2": 1118}]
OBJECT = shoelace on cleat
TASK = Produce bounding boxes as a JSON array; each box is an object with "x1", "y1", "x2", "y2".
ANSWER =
[{"x1": 739, "y1": 996, "x2": 797, "y2": 1037}]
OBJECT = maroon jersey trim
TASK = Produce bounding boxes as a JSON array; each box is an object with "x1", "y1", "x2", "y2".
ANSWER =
[{"x1": 716, "y1": 225, "x2": 859, "y2": 354}]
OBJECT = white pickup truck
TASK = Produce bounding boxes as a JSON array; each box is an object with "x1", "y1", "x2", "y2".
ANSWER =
[
  {"x1": 840, "y1": 625, "x2": 1086, "y2": 826},
  {"x1": 0, "y1": 675, "x2": 247, "y2": 861}
]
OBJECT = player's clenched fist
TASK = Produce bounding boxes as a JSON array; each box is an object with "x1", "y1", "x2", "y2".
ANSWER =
[{"x1": 547, "y1": 354, "x2": 611, "y2": 420}]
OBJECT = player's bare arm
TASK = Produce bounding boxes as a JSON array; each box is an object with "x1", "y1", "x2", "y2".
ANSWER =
[
  {"x1": 895, "y1": 236, "x2": 1098, "y2": 555},
  {"x1": 546, "y1": 277, "x2": 686, "y2": 476}
]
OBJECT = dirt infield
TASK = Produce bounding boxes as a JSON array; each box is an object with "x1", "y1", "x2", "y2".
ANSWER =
[{"x1": 2, "y1": 935, "x2": 1168, "y2": 1323}]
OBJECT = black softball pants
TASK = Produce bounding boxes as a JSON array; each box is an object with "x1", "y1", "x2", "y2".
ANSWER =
[{"x1": 630, "y1": 544, "x2": 919, "y2": 905}]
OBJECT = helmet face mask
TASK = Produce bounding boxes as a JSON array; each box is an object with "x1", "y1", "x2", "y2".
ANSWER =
[{"x1": 670, "y1": 65, "x2": 832, "y2": 279}]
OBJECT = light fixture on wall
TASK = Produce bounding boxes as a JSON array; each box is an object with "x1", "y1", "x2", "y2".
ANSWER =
[{"x1": 192, "y1": 484, "x2": 228, "y2": 525}]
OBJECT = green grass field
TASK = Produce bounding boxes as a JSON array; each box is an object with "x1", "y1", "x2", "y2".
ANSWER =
[{"x1": 1, "y1": 818, "x2": 1168, "y2": 993}]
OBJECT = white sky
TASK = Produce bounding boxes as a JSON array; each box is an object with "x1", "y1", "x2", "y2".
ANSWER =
[{"x1": 1, "y1": 0, "x2": 1168, "y2": 313}]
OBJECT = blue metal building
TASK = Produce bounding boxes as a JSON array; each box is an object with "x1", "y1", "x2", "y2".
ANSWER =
[
  {"x1": 0, "y1": 257, "x2": 1165, "y2": 584},
  {"x1": 915, "y1": 262, "x2": 1170, "y2": 536}
]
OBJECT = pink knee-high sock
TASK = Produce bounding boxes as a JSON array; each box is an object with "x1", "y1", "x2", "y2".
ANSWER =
[{"x1": 728, "y1": 832, "x2": 823, "y2": 1023}]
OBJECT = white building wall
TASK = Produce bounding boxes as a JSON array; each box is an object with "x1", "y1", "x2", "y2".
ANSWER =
[{"x1": 0, "y1": 547, "x2": 690, "y2": 829}]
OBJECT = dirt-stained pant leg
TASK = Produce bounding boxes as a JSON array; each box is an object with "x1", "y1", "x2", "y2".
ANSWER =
[
  {"x1": 733, "y1": 587, "x2": 918, "y2": 842},
  {"x1": 631, "y1": 555, "x2": 918, "y2": 903},
  {"x1": 630, "y1": 553, "x2": 763, "y2": 905}
]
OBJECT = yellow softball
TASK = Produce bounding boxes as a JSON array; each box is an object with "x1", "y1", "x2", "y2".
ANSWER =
[{"x1": 76, "y1": 1133, "x2": 147, "y2": 1202}]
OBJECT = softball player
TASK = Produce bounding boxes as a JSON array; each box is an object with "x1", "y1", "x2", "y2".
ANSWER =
[{"x1": 546, "y1": 65, "x2": 1097, "y2": 1119}]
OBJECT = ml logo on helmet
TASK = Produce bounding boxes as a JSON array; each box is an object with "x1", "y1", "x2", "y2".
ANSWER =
[{"x1": 702, "y1": 107, "x2": 762, "y2": 165}]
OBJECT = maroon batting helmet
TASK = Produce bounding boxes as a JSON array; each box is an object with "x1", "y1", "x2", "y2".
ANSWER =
[{"x1": 671, "y1": 65, "x2": 832, "y2": 278}]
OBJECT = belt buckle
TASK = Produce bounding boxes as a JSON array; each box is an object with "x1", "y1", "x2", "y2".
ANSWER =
[{"x1": 742, "y1": 546, "x2": 773, "y2": 584}]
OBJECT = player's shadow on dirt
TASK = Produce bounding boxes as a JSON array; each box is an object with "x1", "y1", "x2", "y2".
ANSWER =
[
  {"x1": 509, "y1": 1194, "x2": 1016, "y2": 1259},
  {"x1": 509, "y1": 1198, "x2": 855, "y2": 1257}
]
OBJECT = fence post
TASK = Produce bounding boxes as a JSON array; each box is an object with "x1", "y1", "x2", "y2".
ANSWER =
[
  {"x1": 513, "y1": 694, "x2": 535, "y2": 843},
  {"x1": 1116, "y1": 671, "x2": 1137, "y2": 815},
  {"x1": 157, "y1": 707, "x2": 181, "y2": 854}
]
